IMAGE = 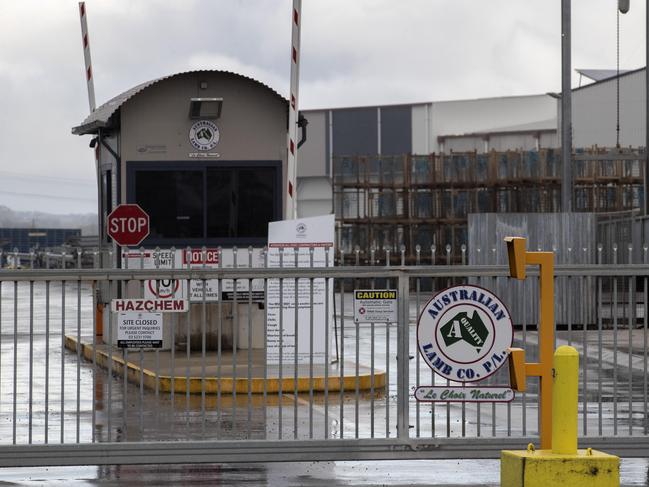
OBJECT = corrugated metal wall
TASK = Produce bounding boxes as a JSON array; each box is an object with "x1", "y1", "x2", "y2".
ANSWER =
[{"x1": 468, "y1": 213, "x2": 597, "y2": 325}]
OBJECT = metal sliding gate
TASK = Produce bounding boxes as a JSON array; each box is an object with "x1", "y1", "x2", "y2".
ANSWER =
[{"x1": 0, "y1": 259, "x2": 647, "y2": 466}]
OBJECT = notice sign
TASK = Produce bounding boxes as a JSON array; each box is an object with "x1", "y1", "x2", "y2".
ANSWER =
[
  {"x1": 353, "y1": 290, "x2": 398, "y2": 323},
  {"x1": 117, "y1": 312, "x2": 163, "y2": 349},
  {"x1": 266, "y1": 214, "x2": 335, "y2": 365},
  {"x1": 414, "y1": 386, "x2": 514, "y2": 403}
]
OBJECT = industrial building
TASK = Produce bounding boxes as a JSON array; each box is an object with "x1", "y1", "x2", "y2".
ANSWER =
[
  {"x1": 296, "y1": 69, "x2": 647, "y2": 261},
  {"x1": 296, "y1": 93, "x2": 559, "y2": 220},
  {"x1": 0, "y1": 227, "x2": 81, "y2": 254},
  {"x1": 572, "y1": 67, "x2": 646, "y2": 148}
]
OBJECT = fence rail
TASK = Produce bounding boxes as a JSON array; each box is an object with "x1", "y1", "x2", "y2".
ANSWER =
[{"x1": 5, "y1": 239, "x2": 649, "y2": 270}]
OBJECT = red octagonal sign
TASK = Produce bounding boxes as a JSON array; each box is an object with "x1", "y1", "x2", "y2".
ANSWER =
[{"x1": 107, "y1": 204, "x2": 150, "y2": 247}]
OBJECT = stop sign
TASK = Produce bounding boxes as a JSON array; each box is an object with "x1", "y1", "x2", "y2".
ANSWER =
[{"x1": 107, "y1": 204, "x2": 150, "y2": 247}]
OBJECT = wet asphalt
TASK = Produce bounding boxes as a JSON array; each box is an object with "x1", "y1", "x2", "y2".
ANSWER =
[{"x1": 0, "y1": 458, "x2": 647, "y2": 486}]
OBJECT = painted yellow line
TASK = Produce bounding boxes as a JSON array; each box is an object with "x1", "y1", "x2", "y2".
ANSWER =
[{"x1": 65, "y1": 336, "x2": 386, "y2": 395}]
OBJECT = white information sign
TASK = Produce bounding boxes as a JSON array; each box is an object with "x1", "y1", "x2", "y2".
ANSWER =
[
  {"x1": 266, "y1": 214, "x2": 335, "y2": 365},
  {"x1": 117, "y1": 312, "x2": 163, "y2": 348},
  {"x1": 417, "y1": 284, "x2": 514, "y2": 383},
  {"x1": 122, "y1": 248, "x2": 265, "y2": 302},
  {"x1": 353, "y1": 289, "x2": 398, "y2": 323},
  {"x1": 414, "y1": 386, "x2": 514, "y2": 403}
]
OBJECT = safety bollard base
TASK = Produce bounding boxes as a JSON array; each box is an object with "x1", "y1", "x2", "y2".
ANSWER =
[{"x1": 501, "y1": 449, "x2": 619, "y2": 487}]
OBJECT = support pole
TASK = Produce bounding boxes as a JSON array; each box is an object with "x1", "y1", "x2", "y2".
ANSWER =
[
  {"x1": 645, "y1": 0, "x2": 649, "y2": 214},
  {"x1": 561, "y1": 0, "x2": 573, "y2": 212},
  {"x1": 526, "y1": 251, "x2": 555, "y2": 450},
  {"x1": 396, "y1": 271, "x2": 410, "y2": 439}
]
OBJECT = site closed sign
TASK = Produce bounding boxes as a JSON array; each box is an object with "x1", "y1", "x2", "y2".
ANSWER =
[
  {"x1": 117, "y1": 312, "x2": 163, "y2": 349},
  {"x1": 353, "y1": 289, "x2": 398, "y2": 323}
]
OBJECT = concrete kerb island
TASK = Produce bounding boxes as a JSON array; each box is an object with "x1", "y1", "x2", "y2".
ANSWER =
[{"x1": 64, "y1": 336, "x2": 385, "y2": 394}]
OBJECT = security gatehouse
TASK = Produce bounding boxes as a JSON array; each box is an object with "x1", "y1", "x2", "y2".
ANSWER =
[{"x1": 73, "y1": 70, "x2": 291, "y2": 352}]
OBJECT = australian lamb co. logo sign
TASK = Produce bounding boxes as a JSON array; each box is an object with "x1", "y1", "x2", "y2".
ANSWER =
[
  {"x1": 417, "y1": 285, "x2": 514, "y2": 385},
  {"x1": 189, "y1": 120, "x2": 220, "y2": 151}
]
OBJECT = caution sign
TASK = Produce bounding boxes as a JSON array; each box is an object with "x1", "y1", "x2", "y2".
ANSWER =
[
  {"x1": 117, "y1": 312, "x2": 163, "y2": 349},
  {"x1": 353, "y1": 289, "x2": 398, "y2": 323}
]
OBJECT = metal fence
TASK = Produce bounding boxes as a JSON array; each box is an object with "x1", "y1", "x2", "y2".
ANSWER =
[{"x1": 0, "y1": 257, "x2": 647, "y2": 466}]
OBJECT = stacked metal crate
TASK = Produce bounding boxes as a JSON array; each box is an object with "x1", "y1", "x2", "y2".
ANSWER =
[{"x1": 333, "y1": 149, "x2": 644, "y2": 264}]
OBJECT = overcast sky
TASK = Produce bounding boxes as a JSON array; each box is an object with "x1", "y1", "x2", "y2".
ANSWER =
[{"x1": 0, "y1": 0, "x2": 647, "y2": 214}]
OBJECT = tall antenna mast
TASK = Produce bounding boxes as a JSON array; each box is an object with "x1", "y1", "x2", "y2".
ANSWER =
[{"x1": 285, "y1": 0, "x2": 302, "y2": 220}]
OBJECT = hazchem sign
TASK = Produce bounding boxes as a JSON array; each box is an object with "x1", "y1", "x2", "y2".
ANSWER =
[
  {"x1": 107, "y1": 204, "x2": 149, "y2": 247},
  {"x1": 417, "y1": 285, "x2": 513, "y2": 383},
  {"x1": 353, "y1": 289, "x2": 398, "y2": 323},
  {"x1": 111, "y1": 299, "x2": 187, "y2": 313},
  {"x1": 117, "y1": 312, "x2": 162, "y2": 348}
]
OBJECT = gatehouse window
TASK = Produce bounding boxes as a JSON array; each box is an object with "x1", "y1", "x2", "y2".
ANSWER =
[{"x1": 128, "y1": 161, "x2": 281, "y2": 246}]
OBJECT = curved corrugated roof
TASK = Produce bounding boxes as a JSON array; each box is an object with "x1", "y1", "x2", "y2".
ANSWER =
[{"x1": 72, "y1": 70, "x2": 286, "y2": 135}]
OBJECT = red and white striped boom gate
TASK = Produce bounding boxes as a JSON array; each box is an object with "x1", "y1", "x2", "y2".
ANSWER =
[
  {"x1": 285, "y1": 0, "x2": 302, "y2": 220},
  {"x1": 78, "y1": 2, "x2": 96, "y2": 112}
]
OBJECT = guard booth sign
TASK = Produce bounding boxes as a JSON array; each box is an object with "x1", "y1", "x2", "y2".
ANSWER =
[
  {"x1": 415, "y1": 284, "x2": 515, "y2": 403},
  {"x1": 117, "y1": 312, "x2": 163, "y2": 349},
  {"x1": 353, "y1": 290, "x2": 398, "y2": 323}
]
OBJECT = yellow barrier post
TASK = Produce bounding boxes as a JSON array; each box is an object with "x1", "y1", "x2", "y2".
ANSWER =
[
  {"x1": 502, "y1": 238, "x2": 620, "y2": 485},
  {"x1": 504, "y1": 236, "x2": 554, "y2": 449}
]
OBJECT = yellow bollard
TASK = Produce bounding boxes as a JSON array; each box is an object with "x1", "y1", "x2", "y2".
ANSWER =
[
  {"x1": 551, "y1": 345, "x2": 578, "y2": 455},
  {"x1": 502, "y1": 345, "x2": 620, "y2": 487}
]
